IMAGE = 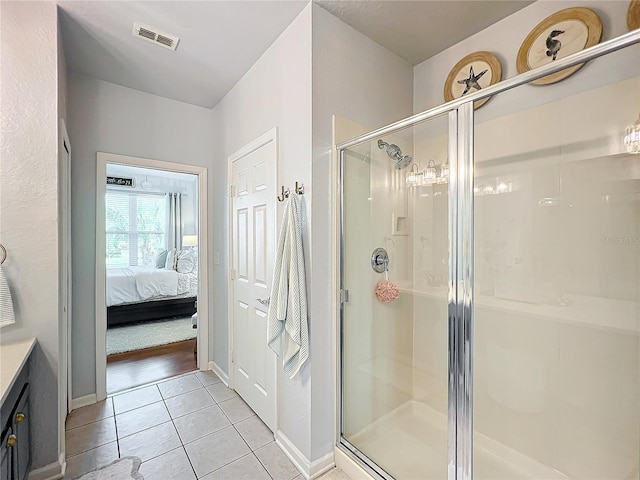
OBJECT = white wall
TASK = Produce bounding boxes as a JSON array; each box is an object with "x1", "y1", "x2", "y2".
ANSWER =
[
  {"x1": 311, "y1": 4, "x2": 414, "y2": 461},
  {"x1": 0, "y1": 0, "x2": 62, "y2": 470},
  {"x1": 211, "y1": 4, "x2": 314, "y2": 458},
  {"x1": 67, "y1": 73, "x2": 216, "y2": 398},
  {"x1": 413, "y1": 0, "x2": 637, "y2": 117}
]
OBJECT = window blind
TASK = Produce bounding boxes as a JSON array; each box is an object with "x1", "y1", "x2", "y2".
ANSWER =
[{"x1": 106, "y1": 191, "x2": 166, "y2": 267}]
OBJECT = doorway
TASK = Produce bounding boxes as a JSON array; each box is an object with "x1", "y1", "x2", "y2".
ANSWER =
[{"x1": 96, "y1": 152, "x2": 209, "y2": 400}]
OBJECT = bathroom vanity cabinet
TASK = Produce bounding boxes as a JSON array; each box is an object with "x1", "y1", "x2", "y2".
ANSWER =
[{"x1": 0, "y1": 339, "x2": 35, "y2": 480}]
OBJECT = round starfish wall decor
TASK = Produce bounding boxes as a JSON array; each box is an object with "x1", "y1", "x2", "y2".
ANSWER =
[
  {"x1": 443, "y1": 51, "x2": 502, "y2": 109},
  {"x1": 516, "y1": 7, "x2": 602, "y2": 85}
]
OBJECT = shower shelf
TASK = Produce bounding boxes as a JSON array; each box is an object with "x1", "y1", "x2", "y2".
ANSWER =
[{"x1": 397, "y1": 282, "x2": 637, "y2": 334}]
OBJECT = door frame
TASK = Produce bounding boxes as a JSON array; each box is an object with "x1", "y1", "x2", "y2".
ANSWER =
[
  {"x1": 227, "y1": 127, "x2": 278, "y2": 427},
  {"x1": 95, "y1": 152, "x2": 209, "y2": 401},
  {"x1": 58, "y1": 119, "x2": 72, "y2": 459}
]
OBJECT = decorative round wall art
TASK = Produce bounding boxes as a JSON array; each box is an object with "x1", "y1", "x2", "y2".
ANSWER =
[
  {"x1": 516, "y1": 7, "x2": 602, "y2": 85},
  {"x1": 629, "y1": 0, "x2": 640, "y2": 31},
  {"x1": 443, "y1": 51, "x2": 502, "y2": 109}
]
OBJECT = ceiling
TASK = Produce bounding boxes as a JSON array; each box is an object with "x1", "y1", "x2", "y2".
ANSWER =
[
  {"x1": 58, "y1": 1, "x2": 308, "y2": 108},
  {"x1": 58, "y1": 0, "x2": 533, "y2": 109},
  {"x1": 316, "y1": 1, "x2": 533, "y2": 65}
]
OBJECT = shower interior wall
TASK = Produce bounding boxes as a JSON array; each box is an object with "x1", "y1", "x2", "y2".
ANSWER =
[
  {"x1": 404, "y1": 0, "x2": 640, "y2": 476},
  {"x1": 406, "y1": 72, "x2": 640, "y2": 479}
]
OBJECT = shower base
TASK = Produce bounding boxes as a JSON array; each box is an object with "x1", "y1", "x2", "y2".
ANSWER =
[{"x1": 346, "y1": 401, "x2": 567, "y2": 480}]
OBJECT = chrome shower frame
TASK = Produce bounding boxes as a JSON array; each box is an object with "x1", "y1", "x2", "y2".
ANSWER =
[{"x1": 336, "y1": 29, "x2": 640, "y2": 480}]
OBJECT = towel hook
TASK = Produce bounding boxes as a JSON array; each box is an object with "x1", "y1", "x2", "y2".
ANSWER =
[
  {"x1": 277, "y1": 182, "x2": 305, "y2": 202},
  {"x1": 277, "y1": 185, "x2": 290, "y2": 202},
  {"x1": 0, "y1": 244, "x2": 6, "y2": 265}
]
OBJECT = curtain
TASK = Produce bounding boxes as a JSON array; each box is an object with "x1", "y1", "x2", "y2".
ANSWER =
[{"x1": 167, "y1": 192, "x2": 183, "y2": 250}]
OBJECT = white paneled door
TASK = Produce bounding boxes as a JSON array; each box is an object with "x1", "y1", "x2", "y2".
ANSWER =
[{"x1": 230, "y1": 130, "x2": 277, "y2": 431}]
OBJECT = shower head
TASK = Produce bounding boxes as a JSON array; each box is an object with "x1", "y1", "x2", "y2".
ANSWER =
[{"x1": 377, "y1": 139, "x2": 412, "y2": 169}]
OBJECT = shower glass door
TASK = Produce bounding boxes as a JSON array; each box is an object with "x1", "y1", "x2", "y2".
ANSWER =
[
  {"x1": 472, "y1": 45, "x2": 640, "y2": 479},
  {"x1": 340, "y1": 112, "x2": 453, "y2": 480},
  {"x1": 339, "y1": 32, "x2": 640, "y2": 480}
]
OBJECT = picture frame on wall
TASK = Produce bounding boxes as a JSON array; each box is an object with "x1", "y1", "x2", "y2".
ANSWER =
[
  {"x1": 629, "y1": 0, "x2": 640, "y2": 31},
  {"x1": 516, "y1": 7, "x2": 602, "y2": 85},
  {"x1": 443, "y1": 51, "x2": 502, "y2": 109}
]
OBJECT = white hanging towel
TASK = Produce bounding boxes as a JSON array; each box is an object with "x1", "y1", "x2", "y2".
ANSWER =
[
  {"x1": 0, "y1": 264, "x2": 16, "y2": 327},
  {"x1": 267, "y1": 193, "x2": 308, "y2": 379}
]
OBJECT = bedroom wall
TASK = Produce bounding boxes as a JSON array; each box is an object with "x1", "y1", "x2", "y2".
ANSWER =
[
  {"x1": 210, "y1": 3, "x2": 313, "y2": 459},
  {"x1": 0, "y1": 0, "x2": 63, "y2": 471},
  {"x1": 310, "y1": 3, "x2": 414, "y2": 461},
  {"x1": 67, "y1": 72, "x2": 216, "y2": 399}
]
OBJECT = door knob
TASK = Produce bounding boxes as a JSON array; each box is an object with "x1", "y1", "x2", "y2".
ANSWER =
[{"x1": 257, "y1": 297, "x2": 270, "y2": 306}]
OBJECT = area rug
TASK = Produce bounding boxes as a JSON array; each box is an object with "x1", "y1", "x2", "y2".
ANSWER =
[
  {"x1": 107, "y1": 316, "x2": 196, "y2": 355},
  {"x1": 72, "y1": 457, "x2": 143, "y2": 480}
]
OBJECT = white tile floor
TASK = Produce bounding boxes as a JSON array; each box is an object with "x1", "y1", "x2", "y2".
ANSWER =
[{"x1": 65, "y1": 370, "x2": 350, "y2": 480}]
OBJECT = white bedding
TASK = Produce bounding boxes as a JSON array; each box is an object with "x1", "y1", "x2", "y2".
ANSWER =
[{"x1": 106, "y1": 266, "x2": 195, "y2": 307}]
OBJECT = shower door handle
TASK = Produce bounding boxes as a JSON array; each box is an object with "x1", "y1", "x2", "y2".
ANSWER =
[{"x1": 257, "y1": 297, "x2": 270, "y2": 306}]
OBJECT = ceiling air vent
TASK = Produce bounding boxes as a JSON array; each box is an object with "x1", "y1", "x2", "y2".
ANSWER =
[{"x1": 132, "y1": 22, "x2": 179, "y2": 51}]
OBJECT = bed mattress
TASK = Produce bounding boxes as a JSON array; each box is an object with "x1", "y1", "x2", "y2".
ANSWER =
[{"x1": 106, "y1": 266, "x2": 197, "y2": 307}]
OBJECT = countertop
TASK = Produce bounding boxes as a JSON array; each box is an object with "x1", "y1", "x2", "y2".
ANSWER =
[{"x1": 0, "y1": 338, "x2": 36, "y2": 405}]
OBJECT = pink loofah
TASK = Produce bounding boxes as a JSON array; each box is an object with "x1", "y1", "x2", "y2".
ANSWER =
[{"x1": 375, "y1": 280, "x2": 400, "y2": 303}]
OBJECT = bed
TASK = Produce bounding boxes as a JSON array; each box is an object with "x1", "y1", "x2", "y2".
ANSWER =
[{"x1": 106, "y1": 266, "x2": 198, "y2": 327}]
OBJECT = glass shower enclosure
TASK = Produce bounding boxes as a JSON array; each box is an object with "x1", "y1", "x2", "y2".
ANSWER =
[{"x1": 337, "y1": 30, "x2": 640, "y2": 480}]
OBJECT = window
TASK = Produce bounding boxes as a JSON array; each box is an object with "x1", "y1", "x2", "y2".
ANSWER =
[{"x1": 106, "y1": 192, "x2": 166, "y2": 268}]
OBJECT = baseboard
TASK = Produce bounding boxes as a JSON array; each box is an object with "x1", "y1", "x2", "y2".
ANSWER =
[
  {"x1": 208, "y1": 361, "x2": 229, "y2": 387},
  {"x1": 309, "y1": 451, "x2": 335, "y2": 479},
  {"x1": 334, "y1": 446, "x2": 373, "y2": 480},
  {"x1": 28, "y1": 454, "x2": 64, "y2": 480},
  {"x1": 273, "y1": 433, "x2": 333, "y2": 479},
  {"x1": 71, "y1": 393, "x2": 97, "y2": 411},
  {"x1": 275, "y1": 430, "x2": 309, "y2": 478}
]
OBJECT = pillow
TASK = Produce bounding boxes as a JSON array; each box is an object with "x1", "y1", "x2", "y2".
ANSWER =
[
  {"x1": 165, "y1": 248, "x2": 177, "y2": 270},
  {"x1": 176, "y1": 249, "x2": 195, "y2": 273},
  {"x1": 154, "y1": 250, "x2": 168, "y2": 269}
]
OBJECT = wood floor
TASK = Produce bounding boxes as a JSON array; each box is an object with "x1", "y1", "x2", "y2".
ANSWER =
[{"x1": 106, "y1": 339, "x2": 197, "y2": 394}]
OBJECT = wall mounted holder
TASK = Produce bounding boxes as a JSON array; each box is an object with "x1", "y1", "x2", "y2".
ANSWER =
[{"x1": 277, "y1": 182, "x2": 304, "y2": 202}]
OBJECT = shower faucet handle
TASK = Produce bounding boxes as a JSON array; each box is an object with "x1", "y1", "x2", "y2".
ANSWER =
[{"x1": 371, "y1": 248, "x2": 389, "y2": 273}]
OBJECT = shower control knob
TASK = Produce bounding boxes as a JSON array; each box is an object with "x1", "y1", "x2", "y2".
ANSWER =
[{"x1": 371, "y1": 248, "x2": 389, "y2": 273}]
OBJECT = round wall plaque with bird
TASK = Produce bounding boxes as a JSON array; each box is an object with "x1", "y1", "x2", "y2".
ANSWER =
[
  {"x1": 629, "y1": 0, "x2": 640, "y2": 31},
  {"x1": 517, "y1": 7, "x2": 602, "y2": 85},
  {"x1": 444, "y1": 51, "x2": 502, "y2": 109}
]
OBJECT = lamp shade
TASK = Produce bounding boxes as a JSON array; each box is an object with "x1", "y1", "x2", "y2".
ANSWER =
[{"x1": 182, "y1": 235, "x2": 198, "y2": 247}]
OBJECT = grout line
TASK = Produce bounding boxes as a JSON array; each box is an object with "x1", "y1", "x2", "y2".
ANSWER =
[
  {"x1": 185, "y1": 445, "x2": 199, "y2": 479},
  {"x1": 115, "y1": 414, "x2": 174, "y2": 442},
  {"x1": 253, "y1": 445, "x2": 276, "y2": 480},
  {"x1": 112, "y1": 405, "x2": 121, "y2": 458},
  {"x1": 108, "y1": 370, "x2": 197, "y2": 398},
  {"x1": 232, "y1": 422, "x2": 253, "y2": 452},
  {"x1": 65, "y1": 414, "x2": 116, "y2": 432},
  {"x1": 114, "y1": 398, "x2": 165, "y2": 417},
  {"x1": 197, "y1": 451, "x2": 262, "y2": 480}
]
